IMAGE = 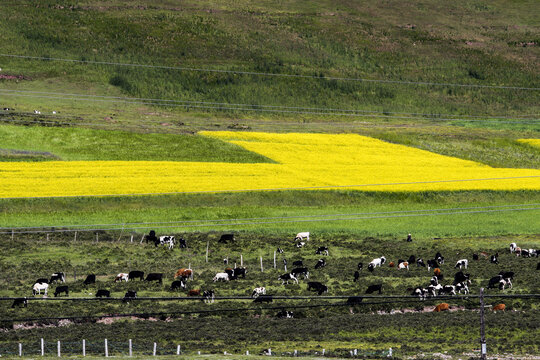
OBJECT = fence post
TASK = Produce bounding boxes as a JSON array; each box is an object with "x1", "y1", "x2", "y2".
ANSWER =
[
  {"x1": 177, "y1": 345, "x2": 181, "y2": 355},
  {"x1": 19, "y1": 343, "x2": 22, "y2": 356},
  {"x1": 105, "y1": 338, "x2": 108, "y2": 357},
  {"x1": 246, "y1": 350, "x2": 249, "y2": 355},
  {"x1": 96, "y1": 233, "x2": 99, "y2": 242},
  {"x1": 354, "y1": 349, "x2": 357, "y2": 356},
  {"x1": 129, "y1": 339, "x2": 132, "y2": 357},
  {"x1": 388, "y1": 348, "x2": 392, "y2": 357},
  {"x1": 41, "y1": 338, "x2": 44, "y2": 356},
  {"x1": 83, "y1": 339, "x2": 86, "y2": 357},
  {"x1": 241, "y1": 254, "x2": 243, "y2": 266},
  {"x1": 206, "y1": 241, "x2": 209, "y2": 263},
  {"x1": 260, "y1": 256, "x2": 263, "y2": 272},
  {"x1": 74, "y1": 231, "x2": 77, "y2": 241},
  {"x1": 130, "y1": 235, "x2": 134, "y2": 243},
  {"x1": 322, "y1": 349, "x2": 325, "y2": 356},
  {"x1": 11, "y1": 229, "x2": 14, "y2": 240},
  {"x1": 47, "y1": 233, "x2": 49, "y2": 241},
  {"x1": 153, "y1": 342, "x2": 156, "y2": 356},
  {"x1": 294, "y1": 349, "x2": 297, "y2": 357},
  {"x1": 140, "y1": 234, "x2": 145, "y2": 244},
  {"x1": 57, "y1": 340, "x2": 61, "y2": 357},
  {"x1": 268, "y1": 348, "x2": 271, "y2": 355},
  {"x1": 274, "y1": 251, "x2": 276, "y2": 269}
]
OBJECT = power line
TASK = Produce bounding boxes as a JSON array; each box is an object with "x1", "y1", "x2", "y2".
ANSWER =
[
  {"x1": 1, "y1": 206, "x2": 538, "y2": 234},
  {"x1": 1, "y1": 53, "x2": 538, "y2": 91},
  {"x1": 1, "y1": 203, "x2": 537, "y2": 231}
]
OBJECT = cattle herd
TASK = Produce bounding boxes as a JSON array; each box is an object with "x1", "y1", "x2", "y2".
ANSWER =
[{"x1": 11, "y1": 233, "x2": 540, "y2": 315}]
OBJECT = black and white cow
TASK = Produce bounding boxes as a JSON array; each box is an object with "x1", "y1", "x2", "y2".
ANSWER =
[
  {"x1": 203, "y1": 290, "x2": 215, "y2": 303},
  {"x1": 307, "y1": 282, "x2": 328, "y2": 295},
  {"x1": 455, "y1": 259, "x2": 468, "y2": 270},
  {"x1": 276, "y1": 310, "x2": 294, "y2": 318},
  {"x1": 316, "y1": 246, "x2": 329, "y2": 256},
  {"x1": 490, "y1": 253, "x2": 499, "y2": 264},
  {"x1": 96, "y1": 289, "x2": 111, "y2": 298},
  {"x1": 427, "y1": 259, "x2": 439, "y2": 271},
  {"x1": 158, "y1": 236, "x2": 175, "y2": 250},
  {"x1": 11, "y1": 297, "x2": 28, "y2": 308},
  {"x1": 412, "y1": 287, "x2": 428, "y2": 300},
  {"x1": 50, "y1": 272, "x2": 65, "y2": 283},
  {"x1": 357, "y1": 262, "x2": 363, "y2": 271},
  {"x1": 455, "y1": 282, "x2": 470, "y2": 294},
  {"x1": 83, "y1": 274, "x2": 96, "y2": 285},
  {"x1": 430, "y1": 276, "x2": 439, "y2": 286},
  {"x1": 291, "y1": 267, "x2": 309, "y2": 279},
  {"x1": 278, "y1": 273, "x2": 298, "y2": 285},
  {"x1": 128, "y1": 271, "x2": 144, "y2": 281},
  {"x1": 499, "y1": 278, "x2": 512, "y2": 290},
  {"x1": 435, "y1": 252, "x2": 444, "y2": 265},
  {"x1": 416, "y1": 258, "x2": 426, "y2": 268},
  {"x1": 145, "y1": 273, "x2": 163, "y2": 284},
  {"x1": 510, "y1": 243, "x2": 517, "y2": 253},
  {"x1": 251, "y1": 287, "x2": 266, "y2": 298},
  {"x1": 488, "y1": 275, "x2": 503, "y2": 289},
  {"x1": 365, "y1": 284, "x2": 382, "y2": 294},
  {"x1": 296, "y1": 242, "x2": 306, "y2": 248},
  {"x1": 315, "y1": 259, "x2": 326, "y2": 269},
  {"x1": 369, "y1": 257, "x2": 386, "y2": 269},
  {"x1": 499, "y1": 271, "x2": 514, "y2": 281},
  {"x1": 453, "y1": 272, "x2": 470, "y2": 285},
  {"x1": 54, "y1": 286, "x2": 69, "y2": 297},
  {"x1": 276, "y1": 247, "x2": 284, "y2": 254},
  {"x1": 253, "y1": 295, "x2": 273, "y2": 303},
  {"x1": 439, "y1": 285, "x2": 456, "y2": 296},
  {"x1": 427, "y1": 284, "x2": 443, "y2": 297},
  {"x1": 170, "y1": 280, "x2": 186, "y2": 291}
]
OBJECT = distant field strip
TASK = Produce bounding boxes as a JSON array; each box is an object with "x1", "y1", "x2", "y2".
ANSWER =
[
  {"x1": 0, "y1": 132, "x2": 539, "y2": 198},
  {"x1": 519, "y1": 139, "x2": 540, "y2": 148}
]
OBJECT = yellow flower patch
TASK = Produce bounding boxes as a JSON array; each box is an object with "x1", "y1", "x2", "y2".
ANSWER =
[{"x1": 0, "y1": 131, "x2": 539, "y2": 198}]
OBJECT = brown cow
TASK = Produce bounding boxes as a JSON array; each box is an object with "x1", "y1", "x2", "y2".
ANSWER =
[
  {"x1": 188, "y1": 289, "x2": 201, "y2": 297},
  {"x1": 174, "y1": 268, "x2": 193, "y2": 279},
  {"x1": 388, "y1": 262, "x2": 395, "y2": 268},
  {"x1": 433, "y1": 303, "x2": 450, "y2": 312},
  {"x1": 433, "y1": 268, "x2": 442, "y2": 277},
  {"x1": 492, "y1": 303, "x2": 505, "y2": 312}
]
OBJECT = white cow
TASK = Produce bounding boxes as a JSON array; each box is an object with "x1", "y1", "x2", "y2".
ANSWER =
[
  {"x1": 295, "y1": 232, "x2": 310, "y2": 242},
  {"x1": 398, "y1": 261, "x2": 409, "y2": 270},
  {"x1": 509, "y1": 242, "x2": 517, "y2": 253},
  {"x1": 114, "y1": 273, "x2": 129, "y2": 282},
  {"x1": 32, "y1": 282, "x2": 49, "y2": 296},
  {"x1": 251, "y1": 287, "x2": 266, "y2": 298},
  {"x1": 213, "y1": 272, "x2": 230, "y2": 282},
  {"x1": 369, "y1": 256, "x2": 386, "y2": 268},
  {"x1": 159, "y1": 236, "x2": 175, "y2": 250},
  {"x1": 455, "y1": 259, "x2": 468, "y2": 270}
]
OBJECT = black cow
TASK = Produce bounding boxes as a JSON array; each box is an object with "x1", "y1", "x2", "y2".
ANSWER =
[
  {"x1": 473, "y1": 253, "x2": 479, "y2": 260},
  {"x1": 233, "y1": 267, "x2": 247, "y2": 279},
  {"x1": 50, "y1": 272, "x2": 65, "y2": 283},
  {"x1": 123, "y1": 290, "x2": 137, "y2": 303},
  {"x1": 537, "y1": 262, "x2": 540, "y2": 270},
  {"x1": 146, "y1": 230, "x2": 158, "y2": 245},
  {"x1": 170, "y1": 280, "x2": 185, "y2": 291},
  {"x1": 314, "y1": 259, "x2": 326, "y2": 269},
  {"x1": 96, "y1": 289, "x2": 111, "y2": 298},
  {"x1": 316, "y1": 246, "x2": 329, "y2": 256},
  {"x1": 346, "y1": 296, "x2": 363, "y2": 305},
  {"x1": 353, "y1": 271, "x2": 360, "y2": 282},
  {"x1": 145, "y1": 273, "x2": 163, "y2": 284},
  {"x1": 179, "y1": 238, "x2": 187, "y2": 248},
  {"x1": 453, "y1": 272, "x2": 470, "y2": 285},
  {"x1": 128, "y1": 271, "x2": 144, "y2": 281},
  {"x1": 427, "y1": 259, "x2": 439, "y2": 271},
  {"x1": 276, "y1": 310, "x2": 294, "y2": 318},
  {"x1": 407, "y1": 255, "x2": 416, "y2": 264},
  {"x1": 499, "y1": 271, "x2": 514, "y2": 280},
  {"x1": 218, "y1": 234, "x2": 234, "y2": 243},
  {"x1": 11, "y1": 297, "x2": 28, "y2": 308},
  {"x1": 357, "y1": 262, "x2": 363, "y2": 270},
  {"x1": 35, "y1": 278, "x2": 49, "y2": 284},
  {"x1": 367, "y1": 263, "x2": 375, "y2": 272},
  {"x1": 365, "y1": 284, "x2": 382, "y2": 294},
  {"x1": 54, "y1": 285, "x2": 69, "y2": 297},
  {"x1": 406, "y1": 234, "x2": 412, "y2": 242},
  {"x1": 291, "y1": 267, "x2": 309, "y2": 279},
  {"x1": 292, "y1": 260, "x2": 303, "y2": 267},
  {"x1": 83, "y1": 274, "x2": 96, "y2": 285},
  {"x1": 307, "y1": 282, "x2": 328, "y2": 295},
  {"x1": 490, "y1": 253, "x2": 499, "y2": 264},
  {"x1": 253, "y1": 295, "x2": 273, "y2": 303},
  {"x1": 488, "y1": 275, "x2": 503, "y2": 289},
  {"x1": 416, "y1": 258, "x2": 426, "y2": 267}
]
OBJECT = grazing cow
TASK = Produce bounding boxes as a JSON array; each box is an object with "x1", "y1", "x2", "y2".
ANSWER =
[
  {"x1": 530, "y1": 249, "x2": 538, "y2": 257},
  {"x1": 188, "y1": 289, "x2": 201, "y2": 296},
  {"x1": 417, "y1": 258, "x2": 426, "y2": 268},
  {"x1": 32, "y1": 282, "x2": 49, "y2": 296},
  {"x1": 123, "y1": 290, "x2": 137, "y2": 303},
  {"x1": 455, "y1": 259, "x2": 468, "y2": 270},
  {"x1": 357, "y1": 262, "x2": 363, "y2": 270},
  {"x1": 34, "y1": 110, "x2": 41, "y2": 114},
  {"x1": 427, "y1": 260, "x2": 439, "y2": 271},
  {"x1": 412, "y1": 287, "x2": 427, "y2": 300},
  {"x1": 367, "y1": 263, "x2": 375, "y2": 272},
  {"x1": 388, "y1": 262, "x2": 395, "y2": 268},
  {"x1": 499, "y1": 271, "x2": 514, "y2": 281},
  {"x1": 430, "y1": 276, "x2": 439, "y2": 286},
  {"x1": 128, "y1": 271, "x2": 144, "y2": 281},
  {"x1": 353, "y1": 271, "x2": 360, "y2": 282},
  {"x1": 537, "y1": 262, "x2": 540, "y2": 270},
  {"x1": 50, "y1": 272, "x2": 65, "y2": 284},
  {"x1": 427, "y1": 284, "x2": 443, "y2": 297},
  {"x1": 213, "y1": 272, "x2": 230, "y2": 282},
  {"x1": 223, "y1": 258, "x2": 229, "y2": 265},
  {"x1": 510, "y1": 243, "x2": 517, "y2": 253},
  {"x1": 292, "y1": 260, "x2": 303, "y2": 267},
  {"x1": 307, "y1": 282, "x2": 328, "y2": 295},
  {"x1": 433, "y1": 303, "x2": 450, "y2": 312},
  {"x1": 346, "y1": 296, "x2": 363, "y2": 304},
  {"x1": 369, "y1": 257, "x2": 386, "y2": 268},
  {"x1": 435, "y1": 252, "x2": 444, "y2": 264},
  {"x1": 406, "y1": 234, "x2": 412, "y2": 242},
  {"x1": 35, "y1": 278, "x2": 49, "y2": 284},
  {"x1": 296, "y1": 242, "x2": 306, "y2": 248},
  {"x1": 473, "y1": 254, "x2": 479, "y2": 261},
  {"x1": 145, "y1": 230, "x2": 158, "y2": 245},
  {"x1": 398, "y1": 262, "x2": 409, "y2": 270},
  {"x1": 433, "y1": 268, "x2": 442, "y2": 277},
  {"x1": 114, "y1": 273, "x2": 129, "y2": 282},
  {"x1": 11, "y1": 297, "x2": 28, "y2": 308},
  {"x1": 233, "y1": 267, "x2": 247, "y2": 279},
  {"x1": 440, "y1": 285, "x2": 456, "y2": 296},
  {"x1": 488, "y1": 275, "x2": 503, "y2": 289},
  {"x1": 291, "y1": 267, "x2": 309, "y2": 279},
  {"x1": 96, "y1": 289, "x2": 111, "y2": 298},
  {"x1": 455, "y1": 282, "x2": 469, "y2": 294},
  {"x1": 315, "y1": 259, "x2": 326, "y2": 269},
  {"x1": 278, "y1": 273, "x2": 298, "y2": 285},
  {"x1": 251, "y1": 287, "x2": 266, "y2": 298},
  {"x1": 203, "y1": 290, "x2": 215, "y2": 303},
  {"x1": 408, "y1": 255, "x2": 416, "y2": 264},
  {"x1": 225, "y1": 268, "x2": 235, "y2": 279},
  {"x1": 295, "y1": 232, "x2": 310, "y2": 242},
  {"x1": 145, "y1": 273, "x2": 163, "y2": 284},
  {"x1": 492, "y1": 303, "x2": 506, "y2": 312},
  {"x1": 84, "y1": 274, "x2": 96, "y2": 285},
  {"x1": 174, "y1": 268, "x2": 193, "y2": 280},
  {"x1": 315, "y1": 246, "x2": 329, "y2": 256},
  {"x1": 218, "y1": 234, "x2": 234, "y2": 243},
  {"x1": 170, "y1": 280, "x2": 185, "y2": 291},
  {"x1": 253, "y1": 295, "x2": 273, "y2": 303},
  {"x1": 520, "y1": 249, "x2": 530, "y2": 257},
  {"x1": 54, "y1": 285, "x2": 69, "y2": 297},
  {"x1": 499, "y1": 278, "x2": 512, "y2": 290},
  {"x1": 490, "y1": 253, "x2": 499, "y2": 264},
  {"x1": 179, "y1": 238, "x2": 187, "y2": 248},
  {"x1": 365, "y1": 284, "x2": 382, "y2": 294},
  {"x1": 453, "y1": 272, "x2": 470, "y2": 285},
  {"x1": 276, "y1": 310, "x2": 294, "y2": 318},
  {"x1": 276, "y1": 247, "x2": 284, "y2": 254},
  {"x1": 158, "y1": 236, "x2": 175, "y2": 250}
]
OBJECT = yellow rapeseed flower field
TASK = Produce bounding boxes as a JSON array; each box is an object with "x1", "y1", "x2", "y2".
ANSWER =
[
  {"x1": 0, "y1": 132, "x2": 539, "y2": 198},
  {"x1": 518, "y1": 139, "x2": 540, "y2": 148}
]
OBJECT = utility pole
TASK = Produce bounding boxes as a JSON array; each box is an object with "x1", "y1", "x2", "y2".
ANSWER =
[{"x1": 479, "y1": 287, "x2": 487, "y2": 360}]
